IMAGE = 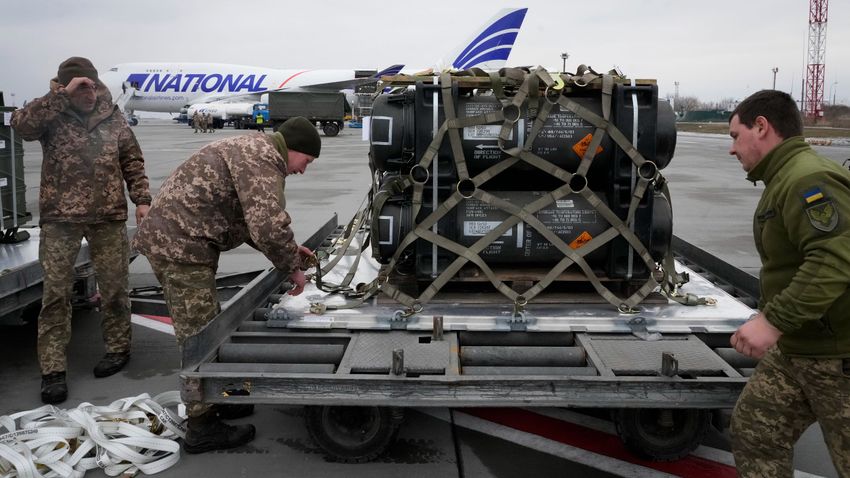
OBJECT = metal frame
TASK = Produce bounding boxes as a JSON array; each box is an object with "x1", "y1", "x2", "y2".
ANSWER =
[{"x1": 179, "y1": 215, "x2": 756, "y2": 410}]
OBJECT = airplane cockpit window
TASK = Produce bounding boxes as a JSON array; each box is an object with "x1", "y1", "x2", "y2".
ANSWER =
[{"x1": 109, "y1": 67, "x2": 118, "y2": 72}]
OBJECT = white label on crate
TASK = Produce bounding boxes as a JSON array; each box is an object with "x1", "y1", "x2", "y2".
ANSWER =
[
  {"x1": 463, "y1": 221, "x2": 513, "y2": 237},
  {"x1": 0, "y1": 140, "x2": 5, "y2": 149},
  {"x1": 0, "y1": 178, "x2": 7, "y2": 187},
  {"x1": 2, "y1": 112, "x2": 10, "y2": 125}
]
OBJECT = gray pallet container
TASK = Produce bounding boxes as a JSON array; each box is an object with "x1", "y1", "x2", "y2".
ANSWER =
[{"x1": 0, "y1": 92, "x2": 31, "y2": 231}]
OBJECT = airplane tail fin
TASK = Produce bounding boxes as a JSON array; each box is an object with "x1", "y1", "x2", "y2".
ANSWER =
[
  {"x1": 441, "y1": 7, "x2": 528, "y2": 71},
  {"x1": 374, "y1": 64, "x2": 405, "y2": 78}
]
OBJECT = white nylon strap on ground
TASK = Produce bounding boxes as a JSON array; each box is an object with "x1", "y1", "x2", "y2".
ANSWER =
[{"x1": 0, "y1": 391, "x2": 185, "y2": 478}]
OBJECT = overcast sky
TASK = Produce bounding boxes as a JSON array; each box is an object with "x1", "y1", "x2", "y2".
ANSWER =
[{"x1": 1, "y1": 0, "x2": 848, "y2": 107}]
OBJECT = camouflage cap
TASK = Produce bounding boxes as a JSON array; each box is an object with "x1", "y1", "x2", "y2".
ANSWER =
[
  {"x1": 58, "y1": 57, "x2": 98, "y2": 85},
  {"x1": 277, "y1": 117, "x2": 321, "y2": 158}
]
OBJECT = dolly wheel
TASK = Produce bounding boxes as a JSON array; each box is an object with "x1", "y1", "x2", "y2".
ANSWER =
[
  {"x1": 614, "y1": 408, "x2": 711, "y2": 461},
  {"x1": 305, "y1": 406, "x2": 404, "y2": 463}
]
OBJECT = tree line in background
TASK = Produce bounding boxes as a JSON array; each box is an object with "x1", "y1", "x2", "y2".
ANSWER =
[{"x1": 668, "y1": 94, "x2": 850, "y2": 128}]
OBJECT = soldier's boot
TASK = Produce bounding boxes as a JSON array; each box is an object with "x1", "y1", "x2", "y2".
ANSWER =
[
  {"x1": 183, "y1": 411, "x2": 256, "y2": 454},
  {"x1": 41, "y1": 371, "x2": 68, "y2": 404},
  {"x1": 93, "y1": 352, "x2": 130, "y2": 378}
]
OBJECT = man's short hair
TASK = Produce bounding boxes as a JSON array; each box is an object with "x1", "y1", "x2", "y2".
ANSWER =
[{"x1": 730, "y1": 90, "x2": 803, "y2": 139}]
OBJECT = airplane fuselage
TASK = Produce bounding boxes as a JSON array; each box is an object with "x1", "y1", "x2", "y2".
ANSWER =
[{"x1": 100, "y1": 62, "x2": 369, "y2": 113}]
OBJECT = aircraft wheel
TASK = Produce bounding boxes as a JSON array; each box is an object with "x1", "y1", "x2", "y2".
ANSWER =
[{"x1": 304, "y1": 405, "x2": 404, "y2": 463}]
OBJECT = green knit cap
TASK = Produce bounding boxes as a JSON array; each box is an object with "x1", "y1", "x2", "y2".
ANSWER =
[{"x1": 276, "y1": 117, "x2": 321, "y2": 158}]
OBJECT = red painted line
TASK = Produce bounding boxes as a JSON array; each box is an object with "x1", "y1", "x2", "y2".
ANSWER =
[
  {"x1": 463, "y1": 408, "x2": 737, "y2": 478},
  {"x1": 277, "y1": 70, "x2": 311, "y2": 89},
  {"x1": 140, "y1": 314, "x2": 173, "y2": 325}
]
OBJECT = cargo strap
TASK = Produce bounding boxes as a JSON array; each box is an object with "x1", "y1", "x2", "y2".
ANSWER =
[
  {"x1": 0, "y1": 392, "x2": 184, "y2": 478},
  {"x1": 313, "y1": 193, "x2": 372, "y2": 296}
]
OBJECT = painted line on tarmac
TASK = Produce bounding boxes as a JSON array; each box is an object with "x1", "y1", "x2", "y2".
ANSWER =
[
  {"x1": 423, "y1": 408, "x2": 827, "y2": 478},
  {"x1": 131, "y1": 313, "x2": 174, "y2": 335},
  {"x1": 421, "y1": 408, "x2": 677, "y2": 477},
  {"x1": 464, "y1": 408, "x2": 737, "y2": 478}
]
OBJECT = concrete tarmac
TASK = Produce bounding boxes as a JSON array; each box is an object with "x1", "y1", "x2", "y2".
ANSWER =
[{"x1": 4, "y1": 119, "x2": 850, "y2": 477}]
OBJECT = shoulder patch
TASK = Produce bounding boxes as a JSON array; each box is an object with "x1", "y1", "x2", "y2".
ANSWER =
[{"x1": 806, "y1": 200, "x2": 838, "y2": 232}]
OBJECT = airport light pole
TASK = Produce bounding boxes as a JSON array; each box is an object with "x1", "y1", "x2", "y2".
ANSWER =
[
  {"x1": 772, "y1": 67, "x2": 779, "y2": 89},
  {"x1": 832, "y1": 81, "x2": 838, "y2": 105},
  {"x1": 561, "y1": 52, "x2": 569, "y2": 73},
  {"x1": 10, "y1": 92, "x2": 15, "y2": 107}
]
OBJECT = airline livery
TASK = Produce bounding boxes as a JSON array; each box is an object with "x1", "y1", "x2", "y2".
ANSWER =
[{"x1": 99, "y1": 8, "x2": 527, "y2": 125}]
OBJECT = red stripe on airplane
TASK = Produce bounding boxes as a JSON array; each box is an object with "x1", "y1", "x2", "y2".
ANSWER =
[
  {"x1": 464, "y1": 408, "x2": 737, "y2": 478},
  {"x1": 278, "y1": 70, "x2": 311, "y2": 89},
  {"x1": 140, "y1": 314, "x2": 173, "y2": 325}
]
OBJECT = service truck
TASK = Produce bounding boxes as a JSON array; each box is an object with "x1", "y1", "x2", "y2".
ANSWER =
[{"x1": 268, "y1": 91, "x2": 346, "y2": 137}]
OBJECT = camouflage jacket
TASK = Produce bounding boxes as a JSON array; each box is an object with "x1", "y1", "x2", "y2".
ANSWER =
[
  {"x1": 11, "y1": 79, "x2": 151, "y2": 224},
  {"x1": 747, "y1": 137, "x2": 850, "y2": 357},
  {"x1": 133, "y1": 134, "x2": 300, "y2": 274}
]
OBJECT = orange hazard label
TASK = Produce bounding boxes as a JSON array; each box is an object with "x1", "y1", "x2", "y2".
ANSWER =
[
  {"x1": 569, "y1": 231, "x2": 593, "y2": 250},
  {"x1": 572, "y1": 133, "x2": 603, "y2": 159}
]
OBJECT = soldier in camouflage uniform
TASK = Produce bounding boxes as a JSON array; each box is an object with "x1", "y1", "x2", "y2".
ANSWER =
[
  {"x1": 133, "y1": 116, "x2": 320, "y2": 453},
  {"x1": 192, "y1": 111, "x2": 200, "y2": 133},
  {"x1": 11, "y1": 57, "x2": 151, "y2": 404},
  {"x1": 727, "y1": 90, "x2": 850, "y2": 477}
]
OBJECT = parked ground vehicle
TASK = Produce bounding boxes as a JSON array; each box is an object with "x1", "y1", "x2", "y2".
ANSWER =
[
  {"x1": 231, "y1": 103, "x2": 270, "y2": 130},
  {"x1": 268, "y1": 91, "x2": 346, "y2": 137}
]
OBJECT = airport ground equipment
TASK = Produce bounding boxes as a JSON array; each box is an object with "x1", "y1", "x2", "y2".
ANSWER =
[
  {"x1": 267, "y1": 91, "x2": 346, "y2": 137},
  {"x1": 229, "y1": 103, "x2": 270, "y2": 130},
  {"x1": 174, "y1": 67, "x2": 758, "y2": 463},
  {"x1": 175, "y1": 215, "x2": 758, "y2": 463},
  {"x1": 1, "y1": 93, "x2": 32, "y2": 243}
]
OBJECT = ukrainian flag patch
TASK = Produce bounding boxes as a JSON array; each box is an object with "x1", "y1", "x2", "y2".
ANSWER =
[{"x1": 804, "y1": 187, "x2": 825, "y2": 204}]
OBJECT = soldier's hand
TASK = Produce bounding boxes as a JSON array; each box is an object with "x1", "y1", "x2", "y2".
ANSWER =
[
  {"x1": 135, "y1": 204, "x2": 151, "y2": 223},
  {"x1": 297, "y1": 245, "x2": 317, "y2": 269},
  {"x1": 63, "y1": 77, "x2": 96, "y2": 94},
  {"x1": 288, "y1": 268, "x2": 306, "y2": 296},
  {"x1": 730, "y1": 312, "x2": 782, "y2": 358}
]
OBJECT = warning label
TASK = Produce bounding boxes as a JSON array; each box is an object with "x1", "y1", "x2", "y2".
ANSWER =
[
  {"x1": 569, "y1": 231, "x2": 593, "y2": 249},
  {"x1": 572, "y1": 133, "x2": 604, "y2": 159}
]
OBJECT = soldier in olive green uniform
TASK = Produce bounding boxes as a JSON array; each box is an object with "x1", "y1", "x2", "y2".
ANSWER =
[
  {"x1": 727, "y1": 90, "x2": 850, "y2": 477},
  {"x1": 11, "y1": 57, "x2": 151, "y2": 404},
  {"x1": 133, "y1": 117, "x2": 319, "y2": 453}
]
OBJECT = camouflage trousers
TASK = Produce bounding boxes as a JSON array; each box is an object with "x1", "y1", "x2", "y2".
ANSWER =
[
  {"x1": 731, "y1": 346, "x2": 850, "y2": 477},
  {"x1": 38, "y1": 222, "x2": 131, "y2": 375},
  {"x1": 148, "y1": 257, "x2": 220, "y2": 417}
]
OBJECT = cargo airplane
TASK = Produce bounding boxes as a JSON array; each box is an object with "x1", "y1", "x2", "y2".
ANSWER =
[{"x1": 99, "y1": 7, "x2": 528, "y2": 126}]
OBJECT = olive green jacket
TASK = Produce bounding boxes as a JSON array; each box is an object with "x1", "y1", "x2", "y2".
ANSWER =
[{"x1": 747, "y1": 137, "x2": 850, "y2": 357}]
